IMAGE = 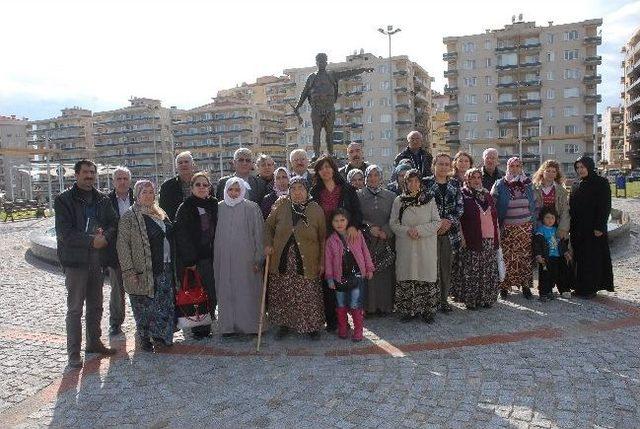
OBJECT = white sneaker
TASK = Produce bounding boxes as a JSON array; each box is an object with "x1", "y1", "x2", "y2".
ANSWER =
[{"x1": 561, "y1": 292, "x2": 572, "y2": 299}]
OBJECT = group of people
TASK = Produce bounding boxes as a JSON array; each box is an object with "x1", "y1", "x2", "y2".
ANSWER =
[{"x1": 54, "y1": 130, "x2": 614, "y2": 368}]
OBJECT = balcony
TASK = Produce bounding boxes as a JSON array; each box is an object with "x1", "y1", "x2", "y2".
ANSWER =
[
  {"x1": 584, "y1": 36, "x2": 602, "y2": 45},
  {"x1": 444, "y1": 121, "x2": 460, "y2": 127},
  {"x1": 583, "y1": 75, "x2": 602, "y2": 84},
  {"x1": 344, "y1": 89, "x2": 363, "y2": 97},
  {"x1": 584, "y1": 56, "x2": 602, "y2": 65},
  {"x1": 523, "y1": 116, "x2": 542, "y2": 123},
  {"x1": 583, "y1": 114, "x2": 602, "y2": 122},
  {"x1": 395, "y1": 103, "x2": 411, "y2": 110},
  {"x1": 394, "y1": 86, "x2": 409, "y2": 93},
  {"x1": 497, "y1": 82, "x2": 519, "y2": 89},
  {"x1": 446, "y1": 138, "x2": 461, "y2": 145},
  {"x1": 520, "y1": 41, "x2": 542, "y2": 50},
  {"x1": 498, "y1": 100, "x2": 519, "y2": 108},
  {"x1": 495, "y1": 45, "x2": 518, "y2": 52},
  {"x1": 444, "y1": 86, "x2": 458, "y2": 94},
  {"x1": 349, "y1": 122, "x2": 364, "y2": 129},
  {"x1": 518, "y1": 61, "x2": 542, "y2": 69},
  {"x1": 520, "y1": 98, "x2": 542, "y2": 106},
  {"x1": 393, "y1": 70, "x2": 408, "y2": 76},
  {"x1": 584, "y1": 94, "x2": 602, "y2": 103},
  {"x1": 521, "y1": 79, "x2": 542, "y2": 87},
  {"x1": 442, "y1": 52, "x2": 458, "y2": 61},
  {"x1": 497, "y1": 118, "x2": 519, "y2": 125},
  {"x1": 395, "y1": 120, "x2": 413, "y2": 126},
  {"x1": 496, "y1": 64, "x2": 518, "y2": 71},
  {"x1": 444, "y1": 104, "x2": 459, "y2": 112},
  {"x1": 443, "y1": 69, "x2": 458, "y2": 77},
  {"x1": 344, "y1": 106, "x2": 364, "y2": 113}
]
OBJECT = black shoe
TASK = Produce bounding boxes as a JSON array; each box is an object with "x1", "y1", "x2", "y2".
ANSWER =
[
  {"x1": 500, "y1": 289, "x2": 509, "y2": 300},
  {"x1": 399, "y1": 314, "x2": 414, "y2": 323},
  {"x1": 440, "y1": 304, "x2": 452, "y2": 313},
  {"x1": 85, "y1": 343, "x2": 117, "y2": 355},
  {"x1": 482, "y1": 303, "x2": 493, "y2": 309},
  {"x1": 275, "y1": 326, "x2": 289, "y2": 340},
  {"x1": 109, "y1": 325, "x2": 122, "y2": 336},
  {"x1": 139, "y1": 337, "x2": 154, "y2": 352},
  {"x1": 421, "y1": 313, "x2": 435, "y2": 324},
  {"x1": 308, "y1": 331, "x2": 321, "y2": 341},
  {"x1": 466, "y1": 305, "x2": 479, "y2": 311},
  {"x1": 523, "y1": 287, "x2": 533, "y2": 300},
  {"x1": 325, "y1": 324, "x2": 337, "y2": 333},
  {"x1": 222, "y1": 333, "x2": 237, "y2": 338},
  {"x1": 68, "y1": 353, "x2": 83, "y2": 368},
  {"x1": 539, "y1": 294, "x2": 549, "y2": 302}
]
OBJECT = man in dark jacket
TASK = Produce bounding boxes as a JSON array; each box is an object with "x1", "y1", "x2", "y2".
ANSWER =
[
  {"x1": 481, "y1": 147, "x2": 504, "y2": 191},
  {"x1": 160, "y1": 151, "x2": 196, "y2": 221},
  {"x1": 105, "y1": 166, "x2": 134, "y2": 336},
  {"x1": 394, "y1": 130, "x2": 433, "y2": 178},
  {"x1": 54, "y1": 159, "x2": 118, "y2": 368},
  {"x1": 338, "y1": 142, "x2": 370, "y2": 179}
]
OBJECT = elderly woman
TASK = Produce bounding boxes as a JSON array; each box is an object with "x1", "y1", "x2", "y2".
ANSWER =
[
  {"x1": 357, "y1": 165, "x2": 396, "y2": 315},
  {"x1": 174, "y1": 172, "x2": 217, "y2": 339},
  {"x1": 347, "y1": 168, "x2": 365, "y2": 190},
  {"x1": 261, "y1": 167, "x2": 290, "y2": 219},
  {"x1": 310, "y1": 155, "x2": 362, "y2": 332},
  {"x1": 456, "y1": 168, "x2": 500, "y2": 309},
  {"x1": 387, "y1": 162, "x2": 412, "y2": 196},
  {"x1": 264, "y1": 176, "x2": 326, "y2": 340},
  {"x1": 570, "y1": 156, "x2": 613, "y2": 298},
  {"x1": 117, "y1": 180, "x2": 175, "y2": 352},
  {"x1": 532, "y1": 160, "x2": 570, "y2": 238},
  {"x1": 452, "y1": 151, "x2": 473, "y2": 186},
  {"x1": 491, "y1": 157, "x2": 536, "y2": 300},
  {"x1": 214, "y1": 177, "x2": 264, "y2": 336},
  {"x1": 390, "y1": 169, "x2": 441, "y2": 323}
]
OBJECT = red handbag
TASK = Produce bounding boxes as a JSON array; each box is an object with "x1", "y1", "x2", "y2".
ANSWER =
[{"x1": 175, "y1": 268, "x2": 211, "y2": 329}]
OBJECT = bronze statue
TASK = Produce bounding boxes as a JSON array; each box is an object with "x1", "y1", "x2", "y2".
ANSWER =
[{"x1": 293, "y1": 53, "x2": 373, "y2": 159}]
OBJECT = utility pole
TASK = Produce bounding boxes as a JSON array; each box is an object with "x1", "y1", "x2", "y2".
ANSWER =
[{"x1": 378, "y1": 25, "x2": 401, "y2": 148}]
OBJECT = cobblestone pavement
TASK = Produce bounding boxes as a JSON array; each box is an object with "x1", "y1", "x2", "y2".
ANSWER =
[{"x1": 1, "y1": 200, "x2": 640, "y2": 429}]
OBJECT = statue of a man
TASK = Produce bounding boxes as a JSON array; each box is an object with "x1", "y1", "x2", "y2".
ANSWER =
[{"x1": 294, "y1": 53, "x2": 373, "y2": 159}]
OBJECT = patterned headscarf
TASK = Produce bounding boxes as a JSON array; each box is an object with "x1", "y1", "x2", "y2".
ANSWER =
[
  {"x1": 273, "y1": 167, "x2": 290, "y2": 196},
  {"x1": 398, "y1": 169, "x2": 433, "y2": 222},
  {"x1": 133, "y1": 180, "x2": 166, "y2": 220},
  {"x1": 364, "y1": 164, "x2": 384, "y2": 192},
  {"x1": 289, "y1": 175, "x2": 310, "y2": 226},
  {"x1": 504, "y1": 157, "x2": 531, "y2": 197}
]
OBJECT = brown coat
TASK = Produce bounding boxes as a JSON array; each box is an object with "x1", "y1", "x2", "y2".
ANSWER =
[{"x1": 265, "y1": 197, "x2": 326, "y2": 279}]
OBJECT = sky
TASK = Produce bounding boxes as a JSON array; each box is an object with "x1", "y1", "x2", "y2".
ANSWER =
[{"x1": 1, "y1": 0, "x2": 638, "y2": 120}]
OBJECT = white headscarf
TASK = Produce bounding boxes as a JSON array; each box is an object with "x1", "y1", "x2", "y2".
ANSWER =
[
  {"x1": 273, "y1": 166, "x2": 290, "y2": 197},
  {"x1": 223, "y1": 176, "x2": 250, "y2": 207}
]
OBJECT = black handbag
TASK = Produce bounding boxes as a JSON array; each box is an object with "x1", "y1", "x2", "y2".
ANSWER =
[{"x1": 364, "y1": 229, "x2": 395, "y2": 271}]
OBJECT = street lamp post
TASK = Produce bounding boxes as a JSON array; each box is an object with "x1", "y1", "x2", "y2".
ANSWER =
[
  {"x1": 378, "y1": 25, "x2": 401, "y2": 147},
  {"x1": 150, "y1": 106, "x2": 160, "y2": 185},
  {"x1": 45, "y1": 132, "x2": 53, "y2": 210}
]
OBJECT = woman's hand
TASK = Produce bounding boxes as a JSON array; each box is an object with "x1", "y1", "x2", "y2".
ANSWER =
[
  {"x1": 593, "y1": 230, "x2": 603, "y2": 237},
  {"x1": 346, "y1": 226, "x2": 358, "y2": 243},
  {"x1": 252, "y1": 264, "x2": 260, "y2": 273},
  {"x1": 366, "y1": 272, "x2": 374, "y2": 280},
  {"x1": 558, "y1": 229, "x2": 568, "y2": 240},
  {"x1": 407, "y1": 227, "x2": 420, "y2": 240},
  {"x1": 126, "y1": 273, "x2": 140, "y2": 286},
  {"x1": 186, "y1": 265, "x2": 196, "y2": 270},
  {"x1": 264, "y1": 246, "x2": 273, "y2": 256}
]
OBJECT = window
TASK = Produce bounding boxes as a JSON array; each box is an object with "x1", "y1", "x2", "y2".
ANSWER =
[
  {"x1": 485, "y1": 76, "x2": 492, "y2": 85},
  {"x1": 499, "y1": 93, "x2": 513, "y2": 102},
  {"x1": 366, "y1": 114, "x2": 373, "y2": 123},
  {"x1": 499, "y1": 128, "x2": 510, "y2": 138},
  {"x1": 546, "y1": 51, "x2": 555, "y2": 62},
  {"x1": 547, "y1": 33, "x2": 555, "y2": 44},
  {"x1": 564, "y1": 49, "x2": 579, "y2": 60},
  {"x1": 379, "y1": 98, "x2": 390, "y2": 107},
  {"x1": 368, "y1": 131, "x2": 374, "y2": 141},
  {"x1": 564, "y1": 69, "x2": 579, "y2": 79},
  {"x1": 378, "y1": 65, "x2": 388, "y2": 74},
  {"x1": 546, "y1": 89, "x2": 555, "y2": 99},
  {"x1": 464, "y1": 113, "x2": 479, "y2": 122},
  {"x1": 564, "y1": 125, "x2": 577, "y2": 135},
  {"x1": 365, "y1": 99, "x2": 374, "y2": 108},
  {"x1": 465, "y1": 129, "x2": 479, "y2": 139},
  {"x1": 563, "y1": 87, "x2": 579, "y2": 98},
  {"x1": 497, "y1": 53, "x2": 518, "y2": 66},
  {"x1": 564, "y1": 30, "x2": 579, "y2": 41},
  {"x1": 563, "y1": 106, "x2": 577, "y2": 117},
  {"x1": 547, "y1": 126, "x2": 554, "y2": 135},
  {"x1": 465, "y1": 94, "x2": 477, "y2": 105},
  {"x1": 549, "y1": 108, "x2": 555, "y2": 118},
  {"x1": 366, "y1": 148, "x2": 374, "y2": 157},
  {"x1": 462, "y1": 41, "x2": 475, "y2": 53},
  {"x1": 380, "y1": 81, "x2": 390, "y2": 90},
  {"x1": 548, "y1": 145, "x2": 555, "y2": 154},
  {"x1": 547, "y1": 71, "x2": 554, "y2": 80},
  {"x1": 484, "y1": 94, "x2": 493, "y2": 103},
  {"x1": 463, "y1": 59, "x2": 476, "y2": 70},
  {"x1": 485, "y1": 129, "x2": 494, "y2": 138},
  {"x1": 380, "y1": 130, "x2": 391, "y2": 140},
  {"x1": 564, "y1": 143, "x2": 580, "y2": 153},
  {"x1": 362, "y1": 83, "x2": 371, "y2": 92},
  {"x1": 486, "y1": 111, "x2": 494, "y2": 121},
  {"x1": 380, "y1": 114, "x2": 391, "y2": 123},
  {"x1": 485, "y1": 58, "x2": 492, "y2": 68},
  {"x1": 463, "y1": 77, "x2": 477, "y2": 87},
  {"x1": 381, "y1": 147, "x2": 391, "y2": 157},
  {"x1": 485, "y1": 40, "x2": 492, "y2": 50}
]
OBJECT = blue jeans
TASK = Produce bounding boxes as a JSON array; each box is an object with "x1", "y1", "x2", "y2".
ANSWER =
[{"x1": 335, "y1": 276, "x2": 366, "y2": 310}]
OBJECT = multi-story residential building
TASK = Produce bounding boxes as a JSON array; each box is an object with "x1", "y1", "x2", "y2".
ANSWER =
[
  {"x1": 601, "y1": 107, "x2": 625, "y2": 168},
  {"x1": 172, "y1": 96, "x2": 286, "y2": 181},
  {"x1": 271, "y1": 51, "x2": 432, "y2": 173},
  {"x1": 431, "y1": 92, "x2": 451, "y2": 155},
  {"x1": 28, "y1": 107, "x2": 95, "y2": 191},
  {"x1": 217, "y1": 75, "x2": 292, "y2": 108},
  {"x1": 0, "y1": 115, "x2": 29, "y2": 198},
  {"x1": 443, "y1": 16, "x2": 602, "y2": 175},
  {"x1": 622, "y1": 26, "x2": 640, "y2": 168},
  {"x1": 93, "y1": 98, "x2": 178, "y2": 184}
]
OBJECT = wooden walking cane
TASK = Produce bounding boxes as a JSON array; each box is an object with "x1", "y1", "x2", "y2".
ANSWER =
[{"x1": 256, "y1": 254, "x2": 270, "y2": 352}]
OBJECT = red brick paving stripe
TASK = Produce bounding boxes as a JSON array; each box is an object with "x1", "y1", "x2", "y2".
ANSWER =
[{"x1": 0, "y1": 328, "x2": 66, "y2": 345}]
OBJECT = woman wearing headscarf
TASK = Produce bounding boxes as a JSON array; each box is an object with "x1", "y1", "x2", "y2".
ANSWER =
[
  {"x1": 491, "y1": 157, "x2": 536, "y2": 300},
  {"x1": 357, "y1": 165, "x2": 396, "y2": 315},
  {"x1": 347, "y1": 168, "x2": 365, "y2": 190},
  {"x1": 387, "y1": 162, "x2": 412, "y2": 195},
  {"x1": 117, "y1": 180, "x2": 176, "y2": 352},
  {"x1": 174, "y1": 172, "x2": 218, "y2": 339},
  {"x1": 264, "y1": 176, "x2": 326, "y2": 340},
  {"x1": 261, "y1": 167, "x2": 290, "y2": 219},
  {"x1": 456, "y1": 168, "x2": 500, "y2": 309},
  {"x1": 214, "y1": 177, "x2": 265, "y2": 336},
  {"x1": 569, "y1": 156, "x2": 613, "y2": 298},
  {"x1": 390, "y1": 168, "x2": 441, "y2": 323}
]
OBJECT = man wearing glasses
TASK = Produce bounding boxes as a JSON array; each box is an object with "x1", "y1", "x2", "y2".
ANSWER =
[
  {"x1": 159, "y1": 151, "x2": 198, "y2": 221},
  {"x1": 214, "y1": 148, "x2": 260, "y2": 203}
]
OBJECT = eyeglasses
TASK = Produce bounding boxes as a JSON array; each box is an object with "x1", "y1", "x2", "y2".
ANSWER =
[
  {"x1": 236, "y1": 158, "x2": 252, "y2": 163},
  {"x1": 194, "y1": 183, "x2": 210, "y2": 188}
]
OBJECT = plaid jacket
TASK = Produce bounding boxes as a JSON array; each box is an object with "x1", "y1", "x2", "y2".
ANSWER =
[{"x1": 422, "y1": 176, "x2": 464, "y2": 251}]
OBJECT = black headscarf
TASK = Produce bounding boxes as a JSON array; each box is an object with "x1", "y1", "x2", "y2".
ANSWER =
[
  {"x1": 398, "y1": 169, "x2": 433, "y2": 222},
  {"x1": 574, "y1": 156, "x2": 596, "y2": 180},
  {"x1": 289, "y1": 175, "x2": 310, "y2": 227}
]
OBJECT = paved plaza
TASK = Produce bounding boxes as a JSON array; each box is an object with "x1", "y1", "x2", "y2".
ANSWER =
[{"x1": 1, "y1": 200, "x2": 640, "y2": 428}]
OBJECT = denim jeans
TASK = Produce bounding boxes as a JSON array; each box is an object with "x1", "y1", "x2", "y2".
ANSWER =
[{"x1": 335, "y1": 276, "x2": 366, "y2": 310}]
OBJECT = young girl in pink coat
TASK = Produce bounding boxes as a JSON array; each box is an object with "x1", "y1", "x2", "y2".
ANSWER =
[{"x1": 324, "y1": 208, "x2": 374, "y2": 341}]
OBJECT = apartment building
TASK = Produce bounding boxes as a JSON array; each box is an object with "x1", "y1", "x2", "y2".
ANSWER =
[
  {"x1": 443, "y1": 16, "x2": 602, "y2": 175},
  {"x1": 622, "y1": 26, "x2": 640, "y2": 169},
  {"x1": 601, "y1": 107, "x2": 625, "y2": 168},
  {"x1": 93, "y1": 98, "x2": 179, "y2": 184},
  {"x1": 217, "y1": 75, "x2": 292, "y2": 109},
  {"x1": 0, "y1": 115, "x2": 29, "y2": 198},
  {"x1": 431, "y1": 92, "x2": 451, "y2": 155},
  {"x1": 28, "y1": 107, "x2": 95, "y2": 190},
  {"x1": 172, "y1": 96, "x2": 286, "y2": 181}
]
